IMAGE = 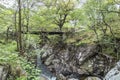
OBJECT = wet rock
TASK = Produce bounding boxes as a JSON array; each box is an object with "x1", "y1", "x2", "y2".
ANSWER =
[
  {"x1": 39, "y1": 74, "x2": 56, "y2": 80},
  {"x1": 42, "y1": 52, "x2": 48, "y2": 58},
  {"x1": 58, "y1": 74, "x2": 67, "y2": 80},
  {"x1": 52, "y1": 59, "x2": 60, "y2": 64},
  {"x1": 41, "y1": 44, "x2": 53, "y2": 58},
  {"x1": 85, "y1": 77, "x2": 101, "y2": 80},
  {"x1": 68, "y1": 78, "x2": 79, "y2": 80},
  {"x1": 44, "y1": 54, "x2": 54, "y2": 65}
]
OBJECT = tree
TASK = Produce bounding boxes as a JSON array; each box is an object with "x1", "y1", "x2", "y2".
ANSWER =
[
  {"x1": 83, "y1": 0, "x2": 120, "y2": 59},
  {"x1": 83, "y1": 0, "x2": 120, "y2": 38},
  {"x1": 18, "y1": 0, "x2": 23, "y2": 55}
]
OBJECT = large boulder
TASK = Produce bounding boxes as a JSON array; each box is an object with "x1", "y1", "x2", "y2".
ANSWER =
[
  {"x1": 39, "y1": 44, "x2": 115, "y2": 80},
  {"x1": 0, "y1": 66, "x2": 8, "y2": 80},
  {"x1": 104, "y1": 61, "x2": 120, "y2": 80}
]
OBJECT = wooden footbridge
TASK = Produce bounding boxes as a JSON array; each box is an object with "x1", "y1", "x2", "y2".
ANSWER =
[{"x1": 21, "y1": 30, "x2": 71, "y2": 35}]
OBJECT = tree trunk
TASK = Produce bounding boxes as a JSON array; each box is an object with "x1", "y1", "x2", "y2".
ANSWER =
[
  {"x1": 6, "y1": 27, "x2": 9, "y2": 42},
  {"x1": 14, "y1": 11, "x2": 19, "y2": 51},
  {"x1": 18, "y1": 0, "x2": 23, "y2": 55},
  {"x1": 26, "y1": 0, "x2": 29, "y2": 32}
]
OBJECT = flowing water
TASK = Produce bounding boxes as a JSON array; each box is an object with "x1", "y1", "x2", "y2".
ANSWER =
[
  {"x1": 34, "y1": 46, "x2": 56, "y2": 80},
  {"x1": 26, "y1": 37, "x2": 56, "y2": 80}
]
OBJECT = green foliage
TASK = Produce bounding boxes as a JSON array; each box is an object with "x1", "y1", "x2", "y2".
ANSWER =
[
  {"x1": 0, "y1": 6, "x2": 14, "y2": 33},
  {"x1": 97, "y1": 35, "x2": 120, "y2": 59},
  {"x1": 16, "y1": 77, "x2": 27, "y2": 80},
  {"x1": 0, "y1": 42, "x2": 40, "y2": 80},
  {"x1": 0, "y1": 41, "x2": 17, "y2": 52},
  {"x1": 0, "y1": 0, "x2": 120, "y2": 79},
  {"x1": 19, "y1": 57, "x2": 41, "y2": 80},
  {"x1": 30, "y1": 0, "x2": 80, "y2": 31},
  {"x1": 83, "y1": 0, "x2": 120, "y2": 38}
]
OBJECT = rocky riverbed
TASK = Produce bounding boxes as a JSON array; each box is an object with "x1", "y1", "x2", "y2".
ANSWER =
[
  {"x1": 37, "y1": 43, "x2": 116, "y2": 80},
  {"x1": 0, "y1": 43, "x2": 118, "y2": 80}
]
